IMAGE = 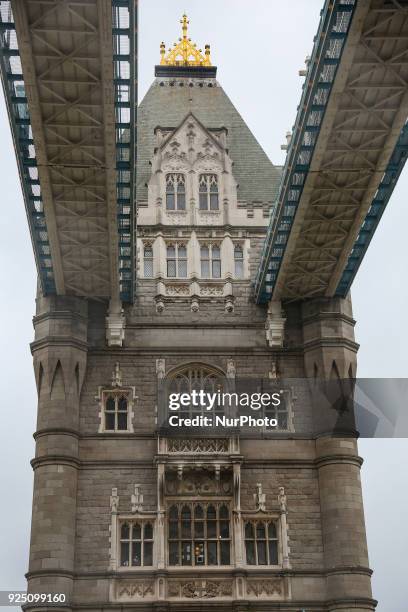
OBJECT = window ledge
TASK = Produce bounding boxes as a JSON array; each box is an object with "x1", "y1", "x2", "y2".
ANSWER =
[{"x1": 98, "y1": 429, "x2": 134, "y2": 434}]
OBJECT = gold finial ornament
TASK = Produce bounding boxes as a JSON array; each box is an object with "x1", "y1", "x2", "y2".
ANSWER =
[{"x1": 160, "y1": 14, "x2": 211, "y2": 67}]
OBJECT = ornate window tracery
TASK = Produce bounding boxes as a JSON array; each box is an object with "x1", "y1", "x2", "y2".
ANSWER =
[
  {"x1": 166, "y1": 364, "x2": 224, "y2": 417},
  {"x1": 120, "y1": 521, "x2": 154, "y2": 567},
  {"x1": 200, "y1": 244, "x2": 221, "y2": 278},
  {"x1": 199, "y1": 174, "x2": 219, "y2": 210},
  {"x1": 143, "y1": 243, "x2": 153, "y2": 278},
  {"x1": 167, "y1": 502, "x2": 231, "y2": 566},
  {"x1": 244, "y1": 520, "x2": 278, "y2": 566},
  {"x1": 103, "y1": 392, "x2": 129, "y2": 431},
  {"x1": 234, "y1": 244, "x2": 244, "y2": 278},
  {"x1": 166, "y1": 173, "x2": 186, "y2": 210},
  {"x1": 167, "y1": 243, "x2": 187, "y2": 278}
]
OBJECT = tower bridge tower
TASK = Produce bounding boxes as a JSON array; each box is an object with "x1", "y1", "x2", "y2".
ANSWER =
[{"x1": 22, "y1": 11, "x2": 377, "y2": 612}]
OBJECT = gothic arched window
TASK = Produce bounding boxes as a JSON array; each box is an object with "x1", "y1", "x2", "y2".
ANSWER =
[
  {"x1": 244, "y1": 520, "x2": 278, "y2": 565},
  {"x1": 167, "y1": 364, "x2": 224, "y2": 417},
  {"x1": 120, "y1": 521, "x2": 153, "y2": 567},
  {"x1": 166, "y1": 174, "x2": 186, "y2": 210},
  {"x1": 143, "y1": 243, "x2": 153, "y2": 278},
  {"x1": 200, "y1": 244, "x2": 221, "y2": 278},
  {"x1": 104, "y1": 393, "x2": 129, "y2": 431},
  {"x1": 166, "y1": 243, "x2": 187, "y2": 278},
  {"x1": 234, "y1": 244, "x2": 244, "y2": 278},
  {"x1": 168, "y1": 502, "x2": 231, "y2": 566},
  {"x1": 199, "y1": 174, "x2": 219, "y2": 210},
  {"x1": 264, "y1": 392, "x2": 289, "y2": 430}
]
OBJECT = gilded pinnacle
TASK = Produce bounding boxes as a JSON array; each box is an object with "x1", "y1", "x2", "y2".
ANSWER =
[{"x1": 160, "y1": 14, "x2": 212, "y2": 67}]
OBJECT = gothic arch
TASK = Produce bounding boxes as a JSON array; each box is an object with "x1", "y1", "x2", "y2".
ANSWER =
[
  {"x1": 164, "y1": 362, "x2": 227, "y2": 405},
  {"x1": 165, "y1": 361, "x2": 226, "y2": 385}
]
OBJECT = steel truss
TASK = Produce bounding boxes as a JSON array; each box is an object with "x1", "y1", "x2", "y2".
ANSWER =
[
  {"x1": 0, "y1": 0, "x2": 136, "y2": 301},
  {"x1": 255, "y1": 0, "x2": 408, "y2": 303}
]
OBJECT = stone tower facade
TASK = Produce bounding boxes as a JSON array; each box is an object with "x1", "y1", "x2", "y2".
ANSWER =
[{"x1": 26, "y1": 31, "x2": 376, "y2": 612}]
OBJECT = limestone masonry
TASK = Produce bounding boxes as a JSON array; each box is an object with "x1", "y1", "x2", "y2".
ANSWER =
[{"x1": 27, "y1": 57, "x2": 376, "y2": 612}]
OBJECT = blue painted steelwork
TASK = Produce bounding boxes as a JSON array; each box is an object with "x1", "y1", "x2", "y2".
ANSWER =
[
  {"x1": 0, "y1": 1, "x2": 56, "y2": 294},
  {"x1": 254, "y1": 0, "x2": 357, "y2": 304},
  {"x1": 112, "y1": 0, "x2": 137, "y2": 303},
  {"x1": 335, "y1": 121, "x2": 408, "y2": 297}
]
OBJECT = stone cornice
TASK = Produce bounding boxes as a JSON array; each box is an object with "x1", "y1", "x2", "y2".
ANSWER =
[
  {"x1": 301, "y1": 311, "x2": 356, "y2": 327},
  {"x1": 302, "y1": 337, "x2": 359, "y2": 352},
  {"x1": 325, "y1": 565, "x2": 373, "y2": 577},
  {"x1": 25, "y1": 569, "x2": 74, "y2": 579},
  {"x1": 33, "y1": 310, "x2": 88, "y2": 325},
  {"x1": 29, "y1": 454, "x2": 363, "y2": 470},
  {"x1": 44, "y1": 565, "x2": 373, "y2": 580},
  {"x1": 87, "y1": 346, "x2": 304, "y2": 356},
  {"x1": 34, "y1": 428, "x2": 80, "y2": 441},
  {"x1": 325, "y1": 596, "x2": 378, "y2": 609},
  {"x1": 30, "y1": 336, "x2": 88, "y2": 354},
  {"x1": 315, "y1": 454, "x2": 363, "y2": 469},
  {"x1": 31, "y1": 455, "x2": 80, "y2": 470}
]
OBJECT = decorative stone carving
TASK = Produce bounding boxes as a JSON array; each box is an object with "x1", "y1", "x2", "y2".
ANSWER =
[
  {"x1": 156, "y1": 299, "x2": 165, "y2": 314},
  {"x1": 254, "y1": 482, "x2": 266, "y2": 512},
  {"x1": 106, "y1": 309, "x2": 126, "y2": 347},
  {"x1": 111, "y1": 362, "x2": 123, "y2": 387},
  {"x1": 269, "y1": 359, "x2": 278, "y2": 379},
  {"x1": 191, "y1": 298, "x2": 200, "y2": 312},
  {"x1": 167, "y1": 438, "x2": 229, "y2": 453},
  {"x1": 110, "y1": 487, "x2": 119, "y2": 513},
  {"x1": 197, "y1": 211, "x2": 222, "y2": 225},
  {"x1": 156, "y1": 358, "x2": 166, "y2": 380},
  {"x1": 200, "y1": 285, "x2": 223, "y2": 297},
  {"x1": 278, "y1": 485, "x2": 291, "y2": 569},
  {"x1": 165, "y1": 468, "x2": 232, "y2": 496},
  {"x1": 165, "y1": 211, "x2": 189, "y2": 225},
  {"x1": 131, "y1": 485, "x2": 143, "y2": 513},
  {"x1": 278, "y1": 486, "x2": 287, "y2": 512},
  {"x1": 168, "y1": 579, "x2": 233, "y2": 599},
  {"x1": 265, "y1": 300, "x2": 286, "y2": 348},
  {"x1": 166, "y1": 284, "x2": 190, "y2": 296},
  {"x1": 117, "y1": 581, "x2": 155, "y2": 599},
  {"x1": 225, "y1": 297, "x2": 234, "y2": 313},
  {"x1": 226, "y1": 358, "x2": 236, "y2": 379},
  {"x1": 246, "y1": 579, "x2": 283, "y2": 597}
]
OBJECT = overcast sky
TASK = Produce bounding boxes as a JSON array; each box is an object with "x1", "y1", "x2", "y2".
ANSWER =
[{"x1": 0, "y1": 2, "x2": 407, "y2": 610}]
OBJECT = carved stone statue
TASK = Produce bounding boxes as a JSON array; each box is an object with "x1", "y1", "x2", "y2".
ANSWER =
[
  {"x1": 254, "y1": 482, "x2": 266, "y2": 512},
  {"x1": 226, "y1": 358, "x2": 236, "y2": 379},
  {"x1": 156, "y1": 358, "x2": 166, "y2": 380},
  {"x1": 131, "y1": 484, "x2": 144, "y2": 513},
  {"x1": 269, "y1": 359, "x2": 278, "y2": 380},
  {"x1": 278, "y1": 486, "x2": 287, "y2": 512},
  {"x1": 112, "y1": 362, "x2": 122, "y2": 387},
  {"x1": 110, "y1": 487, "x2": 119, "y2": 513}
]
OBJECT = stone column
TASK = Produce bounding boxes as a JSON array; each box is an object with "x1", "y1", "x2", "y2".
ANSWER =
[
  {"x1": 232, "y1": 462, "x2": 243, "y2": 567},
  {"x1": 156, "y1": 463, "x2": 166, "y2": 570},
  {"x1": 27, "y1": 294, "x2": 88, "y2": 610},
  {"x1": 302, "y1": 296, "x2": 376, "y2": 612}
]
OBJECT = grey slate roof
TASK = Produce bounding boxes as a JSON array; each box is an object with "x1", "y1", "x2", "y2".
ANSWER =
[{"x1": 136, "y1": 78, "x2": 282, "y2": 205}]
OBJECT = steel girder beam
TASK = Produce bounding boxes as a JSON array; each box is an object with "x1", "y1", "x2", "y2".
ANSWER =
[
  {"x1": 0, "y1": 0, "x2": 136, "y2": 301},
  {"x1": 255, "y1": 0, "x2": 408, "y2": 303}
]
